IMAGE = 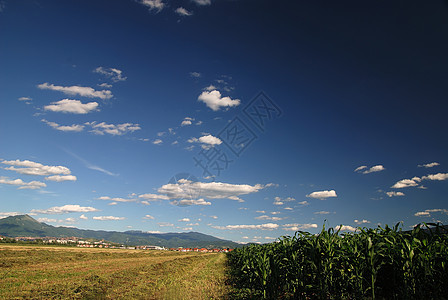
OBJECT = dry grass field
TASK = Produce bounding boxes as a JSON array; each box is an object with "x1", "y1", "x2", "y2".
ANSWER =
[{"x1": 0, "y1": 245, "x2": 229, "y2": 299}]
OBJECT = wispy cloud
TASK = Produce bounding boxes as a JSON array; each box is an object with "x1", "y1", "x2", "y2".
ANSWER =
[
  {"x1": 31, "y1": 204, "x2": 98, "y2": 214},
  {"x1": 42, "y1": 119, "x2": 85, "y2": 132},
  {"x1": 175, "y1": 7, "x2": 193, "y2": 16},
  {"x1": 94, "y1": 67, "x2": 127, "y2": 82},
  {"x1": 37, "y1": 83, "x2": 112, "y2": 100},
  {"x1": 418, "y1": 162, "x2": 439, "y2": 168},
  {"x1": 140, "y1": 0, "x2": 165, "y2": 12},
  {"x1": 63, "y1": 149, "x2": 118, "y2": 176},
  {"x1": 355, "y1": 165, "x2": 385, "y2": 174},
  {"x1": 85, "y1": 122, "x2": 141, "y2": 136},
  {"x1": 93, "y1": 216, "x2": 125, "y2": 221}
]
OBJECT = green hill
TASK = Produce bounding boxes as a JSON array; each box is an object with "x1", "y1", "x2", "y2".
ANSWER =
[{"x1": 0, "y1": 215, "x2": 239, "y2": 248}]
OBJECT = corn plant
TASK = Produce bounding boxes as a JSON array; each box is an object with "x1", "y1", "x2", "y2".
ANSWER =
[{"x1": 227, "y1": 222, "x2": 448, "y2": 299}]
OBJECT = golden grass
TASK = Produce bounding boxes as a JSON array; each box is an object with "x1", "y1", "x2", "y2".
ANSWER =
[{"x1": 0, "y1": 244, "x2": 229, "y2": 299}]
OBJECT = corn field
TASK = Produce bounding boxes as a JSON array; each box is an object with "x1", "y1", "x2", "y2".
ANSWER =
[{"x1": 227, "y1": 223, "x2": 448, "y2": 299}]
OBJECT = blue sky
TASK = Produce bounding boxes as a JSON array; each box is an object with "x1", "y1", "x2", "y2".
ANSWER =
[{"x1": 1, "y1": 0, "x2": 447, "y2": 244}]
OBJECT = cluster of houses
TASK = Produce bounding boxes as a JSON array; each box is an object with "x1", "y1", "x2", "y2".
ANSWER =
[
  {"x1": 169, "y1": 247, "x2": 233, "y2": 253},
  {"x1": 1, "y1": 236, "x2": 233, "y2": 252}
]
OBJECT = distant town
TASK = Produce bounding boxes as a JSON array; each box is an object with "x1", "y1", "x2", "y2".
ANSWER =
[{"x1": 0, "y1": 235, "x2": 234, "y2": 252}]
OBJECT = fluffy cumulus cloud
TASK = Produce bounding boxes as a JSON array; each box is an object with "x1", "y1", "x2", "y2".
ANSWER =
[
  {"x1": 140, "y1": 0, "x2": 165, "y2": 12},
  {"x1": 335, "y1": 225, "x2": 358, "y2": 232},
  {"x1": 1, "y1": 159, "x2": 74, "y2": 178},
  {"x1": 422, "y1": 173, "x2": 448, "y2": 181},
  {"x1": 138, "y1": 193, "x2": 170, "y2": 201},
  {"x1": 213, "y1": 223, "x2": 279, "y2": 230},
  {"x1": 419, "y1": 162, "x2": 440, "y2": 168},
  {"x1": 153, "y1": 139, "x2": 163, "y2": 145},
  {"x1": 386, "y1": 191, "x2": 405, "y2": 197},
  {"x1": 175, "y1": 7, "x2": 192, "y2": 16},
  {"x1": 188, "y1": 134, "x2": 222, "y2": 149},
  {"x1": 283, "y1": 223, "x2": 318, "y2": 231},
  {"x1": 355, "y1": 165, "x2": 385, "y2": 174},
  {"x1": 45, "y1": 175, "x2": 77, "y2": 182},
  {"x1": 391, "y1": 177, "x2": 421, "y2": 189},
  {"x1": 37, "y1": 83, "x2": 112, "y2": 100},
  {"x1": 0, "y1": 177, "x2": 46, "y2": 190},
  {"x1": 414, "y1": 209, "x2": 448, "y2": 217},
  {"x1": 306, "y1": 190, "x2": 337, "y2": 200},
  {"x1": 94, "y1": 67, "x2": 126, "y2": 82},
  {"x1": 86, "y1": 122, "x2": 141, "y2": 136},
  {"x1": 93, "y1": 216, "x2": 125, "y2": 221},
  {"x1": 158, "y1": 180, "x2": 265, "y2": 202},
  {"x1": 198, "y1": 90, "x2": 240, "y2": 111},
  {"x1": 41, "y1": 119, "x2": 84, "y2": 132},
  {"x1": 44, "y1": 99, "x2": 98, "y2": 114},
  {"x1": 273, "y1": 196, "x2": 295, "y2": 206},
  {"x1": 31, "y1": 205, "x2": 99, "y2": 215}
]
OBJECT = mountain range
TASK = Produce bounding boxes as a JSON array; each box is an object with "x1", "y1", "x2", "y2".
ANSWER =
[{"x1": 0, "y1": 215, "x2": 240, "y2": 248}]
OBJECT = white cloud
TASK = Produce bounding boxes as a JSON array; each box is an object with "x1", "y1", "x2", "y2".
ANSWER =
[
  {"x1": 31, "y1": 205, "x2": 99, "y2": 215},
  {"x1": 214, "y1": 223, "x2": 279, "y2": 230},
  {"x1": 139, "y1": 193, "x2": 170, "y2": 201},
  {"x1": 204, "y1": 85, "x2": 217, "y2": 91},
  {"x1": 44, "y1": 99, "x2": 98, "y2": 114},
  {"x1": 386, "y1": 191, "x2": 405, "y2": 197},
  {"x1": 171, "y1": 199, "x2": 211, "y2": 206},
  {"x1": 41, "y1": 119, "x2": 84, "y2": 132},
  {"x1": 192, "y1": 0, "x2": 211, "y2": 5},
  {"x1": 140, "y1": 0, "x2": 165, "y2": 12},
  {"x1": 190, "y1": 72, "x2": 201, "y2": 78},
  {"x1": 283, "y1": 223, "x2": 318, "y2": 231},
  {"x1": 179, "y1": 218, "x2": 190, "y2": 222},
  {"x1": 298, "y1": 201, "x2": 309, "y2": 206},
  {"x1": 2, "y1": 159, "x2": 72, "y2": 177},
  {"x1": 94, "y1": 67, "x2": 127, "y2": 82},
  {"x1": 306, "y1": 190, "x2": 337, "y2": 200},
  {"x1": 355, "y1": 165, "x2": 385, "y2": 174},
  {"x1": 210, "y1": 215, "x2": 218, "y2": 219},
  {"x1": 86, "y1": 122, "x2": 141, "y2": 136},
  {"x1": 97, "y1": 196, "x2": 136, "y2": 203},
  {"x1": 153, "y1": 139, "x2": 163, "y2": 145},
  {"x1": 284, "y1": 207, "x2": 293, "y2": 211},
  {"x1": 0, "y1": 212, "x2": 22, "y2": 219},
  {"x1": 45, "y1": 175, "x2": 77, "y2": 182},
  {"x1": 256, "y1": 210, "x2": 266, "y2": 214},
  {"x1": 98, "y1": 83, "x2": 112, "y2": 88},
  {"x1": 419, "y1": 162, "x2": 439, "y2": 168},
  {"x1": 422, "y1": 173, "x2": 448, "y2": 181},
  {"x1": 181, "y1": 117, "x2": 194, "y2": 126},
  {"x1": 198, "y1": 90, "x2": 240, "y2": 111},
  {"x1": 354, "y1": 219, "x2": 370, "y2": 225},
  {"x1": 80, "y1": 214, "x2": 88, "y2": 220},
  {"x1": 391, "y1": 177, "x2": 421, "y2": 189},
  {"x1": 37, "y1": 83, "x2": 112, "y2": 100},
  {"x1": 354, "y1": 166, "x2": 367, "y2": 172},
  {"x1": 335, "y1": 225, "x2": 358, "y2": 232},
  {"x1": 93, "y1": 216, "x2": 125, "y2": 221},
  {"x1": 414, "y1": 209, "x2": 448, "y2": 217},
  {"x1": 143, "y1": 215, "x2": 155, "y2": 220},
  {"x1": 189, "y1": 134, "x2": 222, "y2": 149},
  {"x1": 175, "y1": 7, "x2": 193, "y2": 16},
  {"x1": 158, "y1": 222, "x2": 174, "y2": 227},
  {"x1": 158, "y1": 180, "x2": 265, "y2": 201},
  {"x1": 314, "y1": 211, "x2": 330, "y2": 215},
  {"x1": 0, "y1": 177, "x2": 46, "y2": 190},
  {"x1": 254, "y1": 215, "x2": 284, "y2": 221},
  {"x1": 18, "y1": 97, "x2": 32, "y2": 102}
]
